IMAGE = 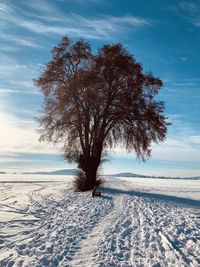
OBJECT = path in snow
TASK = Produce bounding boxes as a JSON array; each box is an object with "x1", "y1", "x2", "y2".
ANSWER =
[
  {"x1": 0, "y1": 177, "x2": 199, "y2": 266},
  {"x1": 70, "y1": 180, "x2": 199, "y2": 267}
]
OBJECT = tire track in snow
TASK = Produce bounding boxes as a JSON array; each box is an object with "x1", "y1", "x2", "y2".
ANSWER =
[
  {"x1": 131, "y1": 195, "x2": 199, "y2": 267},
  {"x1": 69, "y1": 180, "x2": 199, "y2": 267},
  {"x1": 0, "y1": 186, "x2": 113, "y2": 267},
  {"x1": 69, "y1": 189, "x2": 123, "y2": 266},
  {"x1": 0, "y1": 179, "x2": 199, "y2": 266}
]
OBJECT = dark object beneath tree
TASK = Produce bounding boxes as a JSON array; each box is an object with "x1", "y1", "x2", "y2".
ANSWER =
[
  {"x1": 92, "y1": 186, "x2": 101, "y2": 197},
  {"x1": 92, "y1": 191, "x2": 101, "y2": 197}
]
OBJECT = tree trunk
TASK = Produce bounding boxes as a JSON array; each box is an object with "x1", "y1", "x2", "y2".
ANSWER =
[
  {"x1": 78, "y1": 155, "x2": 100, "y2": 190},
  {"x1": 77, "y1": 139, "x2": 103, "y2": 191},
  {"x1": 85, "y1": 161, "x2": 98, "y2": 189}
]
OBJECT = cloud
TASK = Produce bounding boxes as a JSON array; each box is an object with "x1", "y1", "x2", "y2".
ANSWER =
[
  {"x1": 0, "y1": 110, "x2": 69, "y2": 172},
  {"x1": 0, "y1": 2, "x2": 14, "y2": 14},
  {"x1": 0, "y1": 55, "x2": 41, "y2": 95},
  {"x1": 0, "y1": 87, "x2": 40, "y2": 95},
  {"x1": 0, "y1": 1, "x2": 151, "y2": 41},
  {"x1": 105, "y1": 137, "x2": 200, "y2": 177},
  {"x1": 0, "y1": 60, "x2": 29, "y2": 77},
  {"x1": 187, "y1": 135, "x2": 200, "y2": 145},
  {"x1": 110, "y1": 135, "x2": 200, "y2": 164},
  {"x1": 179, "y1": 1, "x2": 197, "y2": 13},
  {"x1": 62, "y1": 0, "x2": 105, "y2": 3},
  {"x1": 0, "y1": 46, "x2": 19, "y2": 52},
  {"x1": 26, "y1": 0, "x2": 106, "y2": 8},
  {"x1": 180, "y1": 56, "x2": 188, "y2": 61},
  {"x1": 151, "y1": 138, "x2": 200, "y2": 163},
  {"x1": 0, "y1": 33, "x2": 41, "y2": 48},
  {"x1": 18, "y1": 14, "x2": 150, "y2": 39},
  {"x1": 0, "y1": 111, "x2": 58, "y2": 155},
  {"x1": 0, "y1": 151, "x2": 67, "y2": 173},
  {"x1": 22, "y1": 0, "x2": 58, "y2": 15},
  {"x1": 174, "y1": 82, "x2": 196, "y2": 86},
  {"x1": 172, "y1": 1, "x2": 200, "y2": 28}
]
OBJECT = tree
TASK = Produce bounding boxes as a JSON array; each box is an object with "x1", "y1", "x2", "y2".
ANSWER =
[{"x1": 34, "y1": 36, "x2": 170, "y2": 191}]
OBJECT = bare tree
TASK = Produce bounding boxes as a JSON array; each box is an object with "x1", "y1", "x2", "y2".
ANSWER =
[{"x1": 34, "y1": 36, "x2": 170, "y2": 191}]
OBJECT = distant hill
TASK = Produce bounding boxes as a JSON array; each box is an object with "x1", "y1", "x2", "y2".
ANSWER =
[
  {"x1": 49, "y1": 169, "x2": 78, "y2": 175},
  {"x1": 21, "y1": 170, "x2": 144, "y2": 177},
  {"x1": 22, "y1": 172, "x2": 142, "y2": 178},
  {"x1": 185, "y1": 176, "x2": 200, "y2": 180},
  {"x1": 22, "y1": 169, "x2": 78, "y2": 176},
  {"x1": 109, "y1": 173, "x2": 200, "y2": 180},
  {"x1": 20, "y1": 169, "x2": 200, "y2": 180},
  {"x1": 110, "y1": 172, "x2": 145, "y2": 177}
]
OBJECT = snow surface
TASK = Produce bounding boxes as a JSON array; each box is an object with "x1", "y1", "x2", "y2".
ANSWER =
[{"x1": 0, "y1": 175, "x2": 199, "y2": 266}]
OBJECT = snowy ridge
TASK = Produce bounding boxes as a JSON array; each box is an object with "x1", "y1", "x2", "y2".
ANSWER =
[{"x1": 0, "y1": 176, "x2": 199, "y2": 266}]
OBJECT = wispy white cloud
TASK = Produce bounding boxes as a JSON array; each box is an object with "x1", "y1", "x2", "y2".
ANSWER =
[
  {"x1": 182, "y1": 78, "x2": 200, "y2": 81},
  {"x1": 0, "y1": 2, "x2": 14, "y2": 14},
  {"x1": 174, "y1": 82, "x2": 196, "y2": 86},
  {"x1": 187, "y1": 135, "x2": 200, "y2": 145},
  {"x1": 172, "y1": 1, "x2": 200, "y2": 28},
  {"x1": 0, "y1": 109, "x2": 68, "y2": 172},
  {"x1": 53, "y1": 0, "x2": 106, "y2": 5},
  {"x1": 151, "y1": 138, "x2": 200, "y2": 162},
  {"x1": 0, "y1": 60, "x2": 29, "y2": 77},
  {"x1": 0, "y1": 33, "x2": 41, "y2": 48},
  {"x1": 0, "y1": 1, "x2": 151, "y2": 40},
  {"x1": 180, "y1": 56, "x2": 188, "y2": 61},
  {"x1": 10, "y1": 80, "x2": 36, "y2": 88},
  {"x1": 0, "y1": 55, "x2": 41, "y2": 92},
  {"x1": 0, "y1": 87, "x2": 40, "y2": 95},
  {"x1": 18, "y1": 14, "x2": 150, "y2": 39},
  {"x1": 0, "y1": 111, "x2": 57, "y2": 155},
  {"x1": 111, "y1": 136, "x2": 200, "y2": 164},
  {"x1": 63, "y1": 0, "x2": 105, "y2": 3},
  {"x1": 22, "y1": 0, "x2": 58, "y2": 15},
  {"x1": 0, "y1": 46, "x2": 19, "y2": 52},
  {"x1": 179, "y1": 1, "x2": 197, "y2": 14}
]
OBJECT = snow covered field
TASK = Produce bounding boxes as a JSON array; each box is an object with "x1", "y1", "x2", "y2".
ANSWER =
[{"x1": 0, "y1": 175, "x2": 199, "y2": 267}]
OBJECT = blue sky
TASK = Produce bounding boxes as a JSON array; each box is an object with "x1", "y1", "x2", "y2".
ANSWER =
[{"x1": 0, "y1": 0, "x2": 200, "y2": 176}]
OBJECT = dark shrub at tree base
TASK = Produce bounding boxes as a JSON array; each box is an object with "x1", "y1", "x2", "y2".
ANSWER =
[{"x1": 74, "y1": 170, "x2": 104, "y2": 192}]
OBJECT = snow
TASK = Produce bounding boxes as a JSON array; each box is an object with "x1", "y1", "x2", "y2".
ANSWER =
[{"x1": 0, "y1": 175, "x2": 199, "y2": 266}]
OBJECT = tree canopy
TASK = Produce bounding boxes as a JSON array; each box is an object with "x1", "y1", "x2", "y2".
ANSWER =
[{"x1": 34, "y1": 36, "x2": 169, "y2": 191}]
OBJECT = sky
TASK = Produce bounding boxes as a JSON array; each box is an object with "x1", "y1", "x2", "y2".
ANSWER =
[{"x1": 0, "y1": 0, "x2": 200, "y2": 177}]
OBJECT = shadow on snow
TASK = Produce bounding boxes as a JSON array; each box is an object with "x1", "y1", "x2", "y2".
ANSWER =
[{"x1": 101, "y1": 187, "x2": 200, "y2": 208}]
